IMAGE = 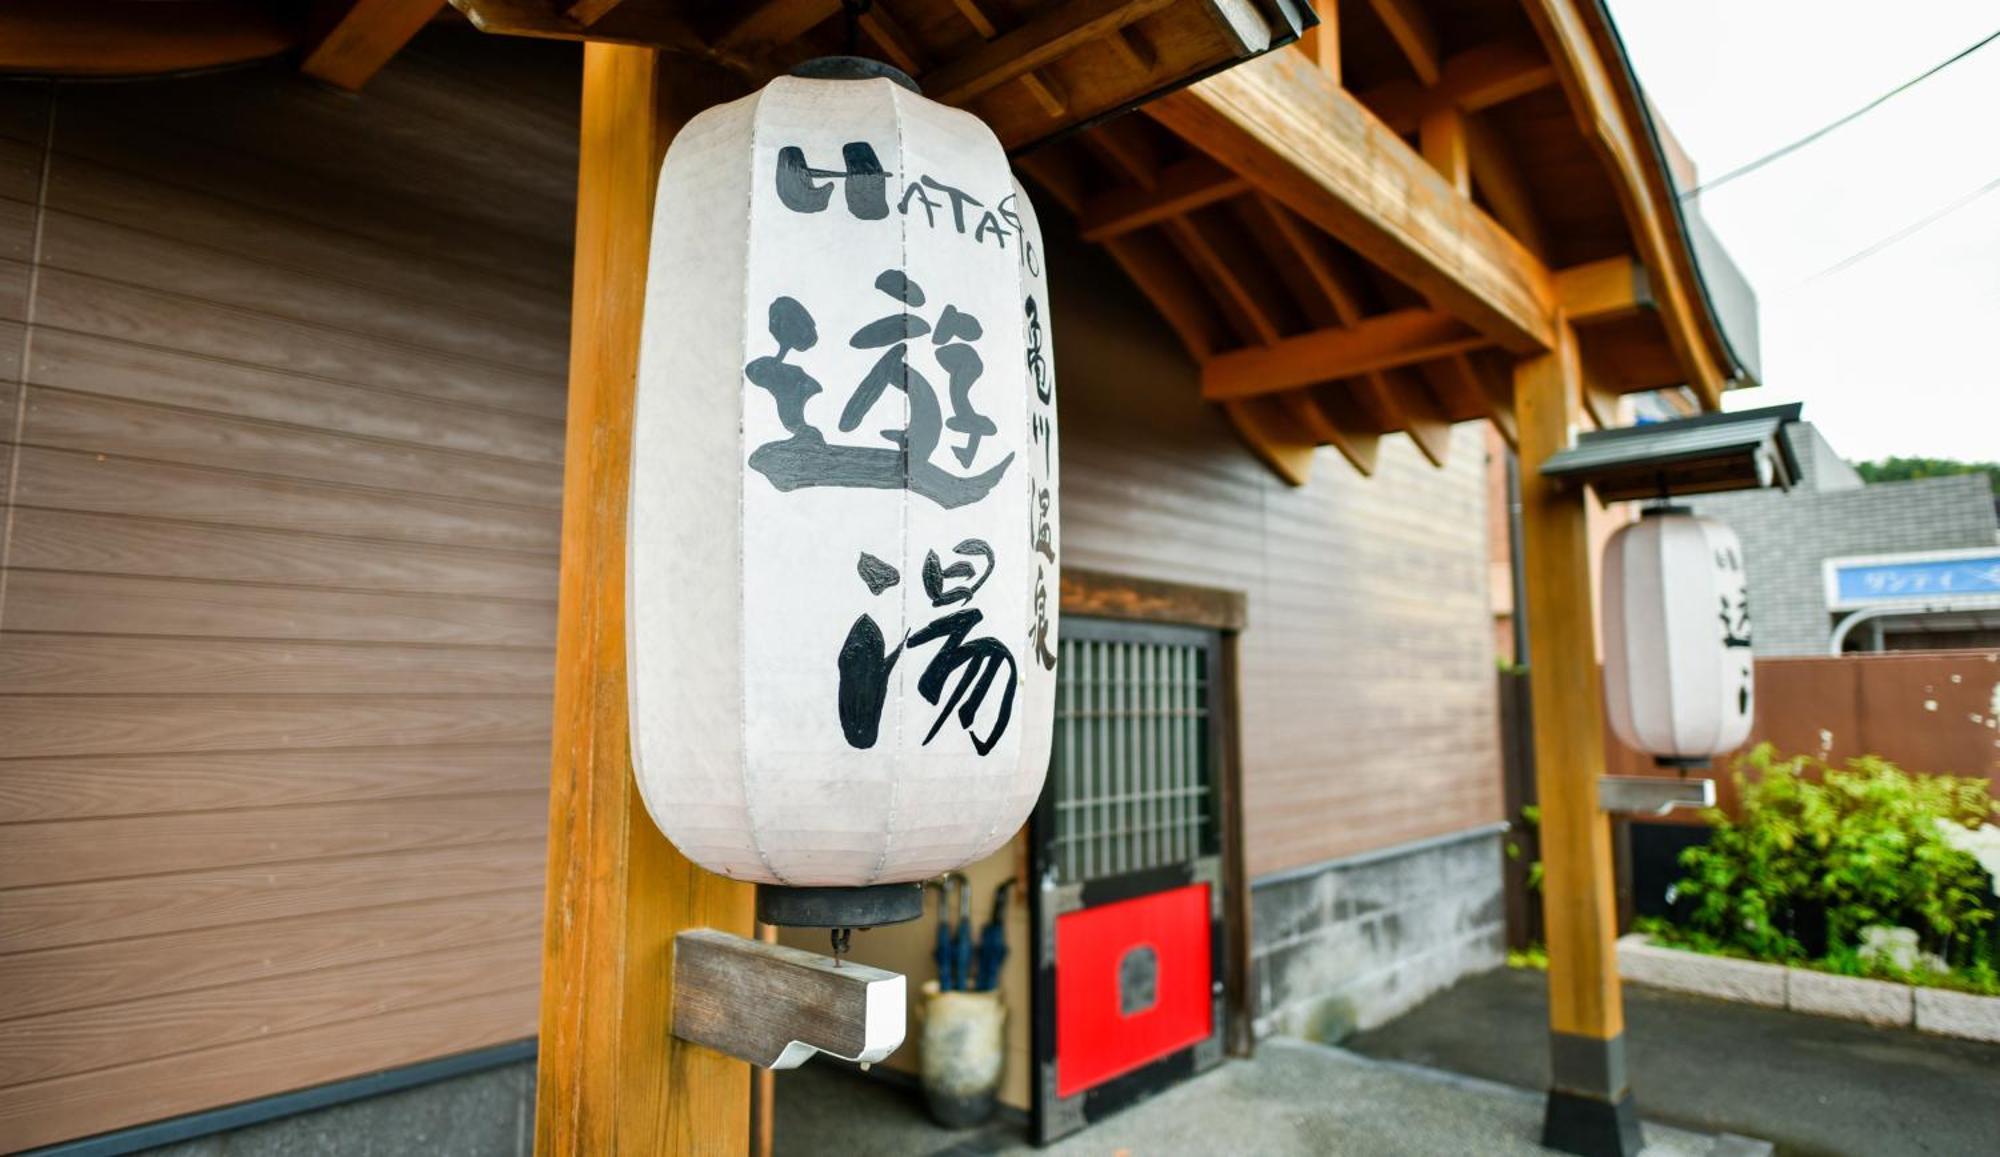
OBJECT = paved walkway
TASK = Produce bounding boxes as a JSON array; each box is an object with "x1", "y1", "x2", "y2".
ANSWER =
[
  {"x1": 1347, "y1": 966, "x2": 2000, "y2": 1157},
  {"x1": 775, "y1": 1036, "x2": 1759, "y2": 1156}
]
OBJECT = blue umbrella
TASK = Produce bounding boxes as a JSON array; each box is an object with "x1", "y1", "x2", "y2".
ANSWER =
[{"x1": 974, "y1": 880, "x2": 1014, "y2": 991}]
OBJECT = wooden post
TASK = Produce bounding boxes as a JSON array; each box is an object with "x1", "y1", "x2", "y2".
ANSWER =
[
  {"x1": 1511, "y1": 319, "x2": 1640, "y2": 1157},
  {"x1": 536, "y1": 43, "x2": 755, "y2": 1156}
]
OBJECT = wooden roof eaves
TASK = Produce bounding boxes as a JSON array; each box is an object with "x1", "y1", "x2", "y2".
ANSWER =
[
  {"x1": 1521, "y1": 0, "x2": 1737, "y2": 410},
  {"x1": 1147, "y1": 49, "x2": 1559, "y2": 354}
]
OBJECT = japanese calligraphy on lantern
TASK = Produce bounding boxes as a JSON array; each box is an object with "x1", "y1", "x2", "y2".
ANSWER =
[
  {"x1": 627, "y1": 72, "x2": 1059, "y2": 888},
  {"x1": 1601, "y1": 511, "x2": 1754, "y2": 761}
]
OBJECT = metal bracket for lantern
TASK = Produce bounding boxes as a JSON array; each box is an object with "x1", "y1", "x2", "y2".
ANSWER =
[
  {"x1": 1597, "y1": 774, "x2": 1716, "y2": 817},
  {"x1": 671, "y1": 930, "x2": 906, "y2": 1069}
]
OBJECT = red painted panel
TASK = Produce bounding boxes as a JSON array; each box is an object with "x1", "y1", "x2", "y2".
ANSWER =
[{"x1": 1054, "y1": 883, "x2": 1212, "y2": 1098}]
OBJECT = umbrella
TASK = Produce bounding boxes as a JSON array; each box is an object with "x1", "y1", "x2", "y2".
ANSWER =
[
  {"x1": 974, "y1": 880, "x2": 1014, "y2": 991},
  {"x1": 929, "y1": 877, "x2": 957, "y2": 991}
]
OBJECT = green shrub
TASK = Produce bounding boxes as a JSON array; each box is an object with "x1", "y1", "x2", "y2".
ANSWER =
[{"x1": 1660, "y1": 746, "x2": 1997, "y2": 981}]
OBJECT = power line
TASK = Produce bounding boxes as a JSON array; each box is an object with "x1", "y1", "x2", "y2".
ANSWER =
[
  {"x1": 1803, "y1": 172, "x2": 2000, "y2": 284},
  {"x1": 1683, "y1": 27, "x2": 2000, "y2": 199}
]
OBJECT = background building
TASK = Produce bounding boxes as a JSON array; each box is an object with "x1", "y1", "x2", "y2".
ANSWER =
[
  {"x1": 1686, "y1": 423, "x2": 1999, "y2": 654},
  {"x1": 0, "y1": 0, "x2": 1751, "y2": 1151}
]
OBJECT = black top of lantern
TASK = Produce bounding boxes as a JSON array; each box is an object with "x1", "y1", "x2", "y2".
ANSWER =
[
  {"x1": 790, "y1": 56, "x2": 921, "y2": 94},
  {"x1": 1539, "y1": 402, "x2": 1803, "y2": 503}
]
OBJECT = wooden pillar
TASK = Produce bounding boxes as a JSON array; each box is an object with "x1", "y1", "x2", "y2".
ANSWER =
[
  {"x1": 536, "y1": 44, "x2": 755, "y2": 1156},
  {"x1": 1511, "y1": 319, "x2": 1639, "y2": 1157}
]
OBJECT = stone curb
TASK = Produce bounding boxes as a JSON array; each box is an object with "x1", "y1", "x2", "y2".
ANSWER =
[
  {"x1": 1914, "y1": 986, "x2": 2000, "y2": 1043},
  {"x1": 1614, "y1": 934, "x2": 2000, "y2": 1043},
  {"x1": 1787, "y1": 967, "x2": 1911, "y2": 1027},
  {"x1": 1615, "y1": 934, "x2": 1786, "y2": 1007}
]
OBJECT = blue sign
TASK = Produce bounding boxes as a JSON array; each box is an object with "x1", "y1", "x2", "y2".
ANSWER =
[{"x1": 1831, "y1": 552, "x2": 2000, "y2": 606}]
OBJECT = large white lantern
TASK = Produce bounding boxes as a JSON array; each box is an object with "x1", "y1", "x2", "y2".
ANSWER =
[
  {"x1": 628, "y1": 60, "x2": 1059, "y2": 926},
  {"x1": 1601, "y1": 509, "x2": 1754, "y2": 763}
]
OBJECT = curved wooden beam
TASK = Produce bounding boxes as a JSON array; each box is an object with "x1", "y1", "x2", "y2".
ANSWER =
[
  {"x1": 0, "y1": 1, "x2": 296, "y2": 78},
  {"x1": 1521, "y1": 0, "x2": 1732, "y2": 407}
]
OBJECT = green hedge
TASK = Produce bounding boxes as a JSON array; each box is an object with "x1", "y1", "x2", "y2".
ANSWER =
[{"x1": 1644, "y1": 746, "x2": 1999, "y2": 995}]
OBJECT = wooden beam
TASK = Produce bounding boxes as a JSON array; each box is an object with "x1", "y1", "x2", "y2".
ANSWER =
[
  {"x1": 857, "y1": 3, "x2": 924, "y2": 75},
  {"x1": 1259, "y1": 196, "x2": 1451, "y2": 463},
  {"x1": 1284, "y1": 386, "x2": 1381, "y2": 476},
  {"x1": 1360, "y1": 40, "x2": 1557, "y2": 135},
  {"x1": 301, "y1": 0, "x2": 444, "y2": 91},
  {"x1": 1224, "y1": 398, "x2": 1316, "y2": 486},
  {"x1": 1234, "y1": 197, "x2": 1339, "y2": 330},
  {"x1": 1294, "y1": 0, "x2": 1340, "y2": 83},
  {"x1": 1080, "y1": 117, "x2": 1165, "y2": 189},
  {"x1": 714, "y1": 0, "x2": 840, "y2": 52},
  {"x1": 1419, "y1": 106, "x2": 1469, "y2": 195},
  {"x1": 1522, "y1": 0, "x2": 1728, "y2": 407},
  {"x1": 1363, "y1": 0, "x2": 1440, "y2": 85},
  {"x1": 1513, "y1": 319, "x2": 1630, "y2": 1134},
  {"x1": 565, "y1": 0, "x2": 625, "y2": 26},
  {"x1": 1164, "y1": 216, "x2": 1287, "y2": 347},
  {"x1": 1017, "y1": 147, "x2": 1232, "y2": 362},
  {"x1": 1459, "y1": 350, "x2": 1518, "y2": 448},
  {"x1": 941, "y1": 0, "x2": 1075, "y2": 123},
  {"x1": 1152, "y1": 51, "x2": 1557, "y2": 353},
  {"x1": 924, "y1": 0, "x2": 1179, "y2": 106},
  {"x1": 0, "y1": 0, "x2": 294, "y2": 77},
  {"x1": 1554, "y1": 255, "x2": 1649, "y2": 322},
  {"x1": 1079, "y1": 156, "x2": 1250, "y2": 241},
  {"x1": 1202, "y1": 308, "x2": 1484, "y2": 399},
  {"x1": 1361, "y1": 367, "x2": 1451, "y2": 466},
  {"x1": 536, "y1": 44, "x2": 754, "y2": 1156},
  {"x1": 1463, "y1": 110, "x2": 1547, "y2": 259},
  {"x1": 1578, "y1": 344, "x2": 1624, "y2": 430},
  {"x1": 1111, "y1": 231, "x2": 1231, "y2": 360}
]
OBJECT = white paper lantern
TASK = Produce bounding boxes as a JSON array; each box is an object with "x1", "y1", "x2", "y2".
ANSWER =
[
  {"x1": 627, "y1": 62, "x2": 1060, "y2": 908},
  {"x1": 1601, "y1": 509, "x2": 1754, "y2": 762}
]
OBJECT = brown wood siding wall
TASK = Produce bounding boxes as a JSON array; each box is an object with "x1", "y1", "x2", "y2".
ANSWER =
[
  {"x1": 1050, "y1": 220, "x2": 1504, "y2": 880},
  {"x1": 0, "y1": 33, "x2": 576, "y2": 1151}
]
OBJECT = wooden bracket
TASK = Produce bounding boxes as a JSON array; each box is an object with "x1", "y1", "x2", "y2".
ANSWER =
[{"x1": 671, "y1": 930, "x2": 906, "y2": 1070}]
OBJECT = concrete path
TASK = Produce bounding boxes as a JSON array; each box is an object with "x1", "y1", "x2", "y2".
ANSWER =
[
  {"x1": 1347, "y1": 966, "x2": 2000, "y2": 1157},
  {"x1": 775, "y1": 1037, "x2": 1757, "y2": 1156}
]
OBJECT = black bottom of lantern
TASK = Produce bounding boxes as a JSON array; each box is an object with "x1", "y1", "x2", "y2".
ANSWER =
[
  {"x1": 755, "y1": 883, "x2": 924, "y2": 929},
  {"x1": 1652, "y1": 755, "x2": 1712, "y2": 770}
]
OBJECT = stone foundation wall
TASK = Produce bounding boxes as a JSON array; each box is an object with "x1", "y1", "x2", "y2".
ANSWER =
[
  {"x1": 128, "y1": 1058, "x2": 533, "y2": 1157},
  {"x1": 1251, "y1": 826, "x2": 1507, "y2": 1043}
]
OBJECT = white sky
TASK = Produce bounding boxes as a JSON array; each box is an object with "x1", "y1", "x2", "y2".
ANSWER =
[{"x1": 1606, "y1": 0, "x2": 2000, "y2": 463}]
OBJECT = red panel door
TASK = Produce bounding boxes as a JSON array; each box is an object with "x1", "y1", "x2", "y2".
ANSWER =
[{"x1": 1053, "y1": 883, "x2": 1212, "y2": 1098}]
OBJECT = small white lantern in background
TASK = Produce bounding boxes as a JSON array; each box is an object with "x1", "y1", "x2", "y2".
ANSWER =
[
  {"x1": 1601, "y1": 508, "x2": 1754, "y2": 764},
  {"x1": 627, "y1": 59, "x2": 1060, "y2": 928}
]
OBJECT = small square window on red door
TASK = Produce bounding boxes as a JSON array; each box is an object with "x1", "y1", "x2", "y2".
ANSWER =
[{"x1": 1054, "y1": 883, "x2": 1214, "y2": 1097}]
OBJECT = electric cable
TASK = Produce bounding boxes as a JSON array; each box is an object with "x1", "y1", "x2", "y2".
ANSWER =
[
  {"x1": 1682, "y1": 26, "x2": 2000, "y2": 199},
  {"x1": 1803, "y1": 172, "x2": 2000, "y2": 284}
]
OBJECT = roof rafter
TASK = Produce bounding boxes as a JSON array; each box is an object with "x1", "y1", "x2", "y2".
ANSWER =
[
  {"x1": 924, "y1": 0, "x2": 1179, "y2": 105},
  {"x1": 1360, "y1": 40, "x2": 1557, "y2": 135},
  {"x1": 1362, "y1": 0, "x2": 1440, "y2": 86},
  {"x1": 1150, "y1": 50, "x2": 1558, "y2": 353},
  {"x1": 1078, "y1": 156, "x2": 1250, "y2": 240},
  {"x1": 1287, "y1": 386, "x2": 1382, "y2": 476},
  {"x1": 302, "y1": 0, "x2": 446, "y2": 91},
  {"x1": 1202, "y1": 308, "x2": 1485, "y2": 400}
]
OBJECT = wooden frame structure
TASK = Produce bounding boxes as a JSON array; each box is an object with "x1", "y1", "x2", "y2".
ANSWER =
[{"x1": 1, "y1": 2, "x2": 1749, "y2": 1154}]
